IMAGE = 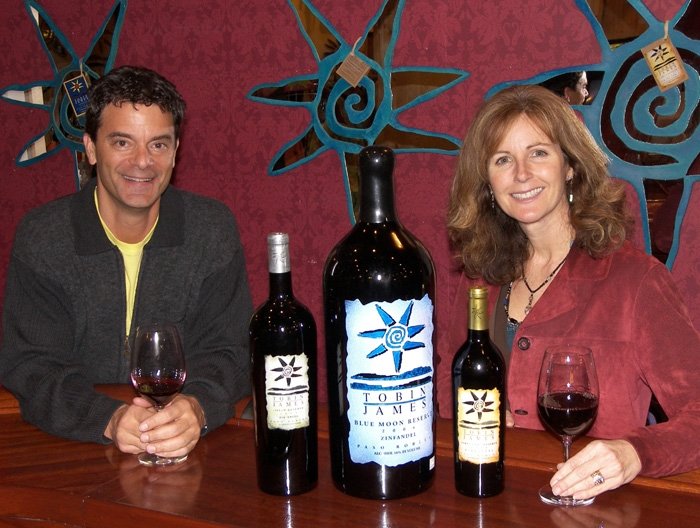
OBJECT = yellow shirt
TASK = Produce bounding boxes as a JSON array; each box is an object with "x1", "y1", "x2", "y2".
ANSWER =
[{"x1": 94, "y1": 191, "x2": 157, "y2": 335}]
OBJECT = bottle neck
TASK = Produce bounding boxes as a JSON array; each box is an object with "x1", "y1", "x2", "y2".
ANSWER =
[
  {"x1": 358, "y1": 147, "x2": 398, "y2": 224},
  {"x1": 469, "y1": 295, "x2": 489, "y2": 334},
  {"x1": 269, "y1": 271, "x2": 293, "y2": 299},
  {"x1": 267, "y1": 233, "x2": 293, "y2": 299}
]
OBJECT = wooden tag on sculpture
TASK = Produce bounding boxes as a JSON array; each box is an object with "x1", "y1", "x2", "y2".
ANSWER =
[{"x1": 642, "y1": 24, "x2": 689, "y2": 92}]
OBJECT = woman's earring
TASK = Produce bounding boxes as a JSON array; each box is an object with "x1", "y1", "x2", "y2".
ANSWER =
[
  {"x1": 567, "y1": 179, "x2": 574, "y2": 204},
  {"x1": 489, "y1": 187, "x2": 495, "y2": 210}
]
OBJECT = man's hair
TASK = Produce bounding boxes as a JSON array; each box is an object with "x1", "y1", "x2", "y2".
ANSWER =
[
  {"x1": 84, "y1": 65, "x2": 186, "y2": 140},
  {"x1": 541, "y1": 71, "x2": 586, "y2": 97}
]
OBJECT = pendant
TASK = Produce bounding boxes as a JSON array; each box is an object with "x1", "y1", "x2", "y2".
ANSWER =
[{"x1": 524, "y1": 293, "x2": 534, "y2": 315}]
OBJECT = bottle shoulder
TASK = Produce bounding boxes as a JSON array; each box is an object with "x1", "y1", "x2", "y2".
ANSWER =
[
  {"x1": 452, "y1": 339, "x2": 506, "y2": 372},
  {"x1": 250, "y1": 299, "x2": 317, "y2": 331},
  {"x1": 330, "y1": 222, "x2": 430, "y2": 253},
  {"x1": 324, "y1": 224, "x2": 434, "y2": 276}
]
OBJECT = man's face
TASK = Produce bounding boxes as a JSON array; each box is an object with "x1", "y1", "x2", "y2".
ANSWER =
[
  {"x1": 83, "y1": 102, "x2": 179, "y2": 224},
  {"x1": 566, "y1": 72, "x2": 589, "y2": 105}
]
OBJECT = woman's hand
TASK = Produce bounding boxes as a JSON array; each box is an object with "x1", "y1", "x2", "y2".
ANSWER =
[{"x1": 550, "y1": 439, "x2": 642, "y2": 500}]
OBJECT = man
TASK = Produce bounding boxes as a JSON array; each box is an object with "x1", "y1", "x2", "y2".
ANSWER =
[
  {"x1": 0, "y1": 66, "x2": 252, "y2": 459},
  {"x1": 541, "y1": 71, "x2": 589, "y2": 105}
]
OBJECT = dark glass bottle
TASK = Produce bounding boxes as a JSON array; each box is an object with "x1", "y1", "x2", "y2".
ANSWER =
[
  {"x1": 323, "y1": 146, "x2": 436, "y2": 499},
  {"x1": 452, "y1": 286, "x2": 505, "y2": 497},
  {"x1": 250, "y1": 232, "x2": 317, "y2": 495}
]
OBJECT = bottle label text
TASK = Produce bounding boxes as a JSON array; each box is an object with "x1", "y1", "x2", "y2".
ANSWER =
[
  {"x1": 457, "y1": 387, "x2": 501, "y2": 463},
  {"x1": 345, "y1": 295, "x2": 434, "y2": 466},
  {"x1": 265, "y1": 353, "x2": 310, "y2": 430}
]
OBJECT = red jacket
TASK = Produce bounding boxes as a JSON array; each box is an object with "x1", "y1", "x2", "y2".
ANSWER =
[{"x1": 442, "y1": 241, "x2": 700, "y2": 477}]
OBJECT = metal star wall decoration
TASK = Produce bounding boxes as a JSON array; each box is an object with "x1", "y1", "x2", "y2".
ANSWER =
[
  {"x1": 1, "y1": 0, "x2": 127, "y2": 188},
  {"x1": 490, "y1": 0, "x2": 699, "y2": 269},
  {"x1": 248, "y1": 0, "x2": 469, "y2": 222}
]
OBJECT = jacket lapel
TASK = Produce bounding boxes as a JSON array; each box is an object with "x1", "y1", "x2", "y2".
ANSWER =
[{"x1": 522, "y1": 246, "x2": 611, "y2": 328}]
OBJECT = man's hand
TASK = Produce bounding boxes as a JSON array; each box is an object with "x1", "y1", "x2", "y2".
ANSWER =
[
  {"x1": 103, "y1": 402, "x2": 155, "y2": 454},
  {"x1": 137, "y1": 394, "x2": 206, "y2": 459}
]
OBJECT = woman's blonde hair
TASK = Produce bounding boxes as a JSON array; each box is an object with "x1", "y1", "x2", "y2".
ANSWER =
[{"x1": 447, "y1": 84, "x2": 630, "y2": 284}]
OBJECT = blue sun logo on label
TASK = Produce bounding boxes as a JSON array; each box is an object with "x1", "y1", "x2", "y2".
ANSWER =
[{"x1": 358, "y1": 301, "x2": 426, "y2": 373}]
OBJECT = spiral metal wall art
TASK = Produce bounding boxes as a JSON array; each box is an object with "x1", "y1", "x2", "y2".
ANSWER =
[
  {"x1": 247, "y1": 0, "x2": 469, "y2": 222},
  {"x1": 0, "y1": 0, "x2": 127, "y2": 188}
]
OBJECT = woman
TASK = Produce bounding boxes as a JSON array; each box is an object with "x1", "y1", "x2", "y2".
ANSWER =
[{"x1": 446, "y1": 85, "x2": 700, "y2": 501}]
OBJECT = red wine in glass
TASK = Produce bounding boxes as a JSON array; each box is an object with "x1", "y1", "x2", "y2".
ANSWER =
[
  {"x1": 537, "y1": 392, "x2": 598, "y2": 438},
  {"x1": 131, "y1": 375, "x2": 185, "y2": 407},
  {"x1": 537, "y1": 346, "x2": 599, "y2": 506},
  {"x1": 130, "y1": 322, "x2": 187, "y2": 466}
]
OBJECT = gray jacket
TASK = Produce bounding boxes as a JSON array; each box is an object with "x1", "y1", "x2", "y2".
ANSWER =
[{"x1": 0, "y1": 179, "x2": 252, "y2": 442}]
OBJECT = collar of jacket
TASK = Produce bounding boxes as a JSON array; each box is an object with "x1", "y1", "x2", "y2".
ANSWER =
[
  {"x1": 71, "y1": 177, "x2": 185, "y2": 255},
  {"x1": 520, "y1": 244, "x2": 614, "y2": 326}
]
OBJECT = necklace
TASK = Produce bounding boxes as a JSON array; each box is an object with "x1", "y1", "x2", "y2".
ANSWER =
[
  {"x1": 503, "y1": 281, "x2": 521, "y2": 325},
  {"x1": 521, "y1": 256, "x2": 568, "y2": 315}
]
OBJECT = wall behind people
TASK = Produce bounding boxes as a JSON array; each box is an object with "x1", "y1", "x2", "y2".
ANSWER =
[{"x1": 0, "y1": 0, "x2": 688, "y2": 410}]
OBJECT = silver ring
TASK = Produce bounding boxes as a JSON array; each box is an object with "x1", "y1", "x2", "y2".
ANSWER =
[{"x1": 591, "y1": 470, "x2": 605, "y2": 486}]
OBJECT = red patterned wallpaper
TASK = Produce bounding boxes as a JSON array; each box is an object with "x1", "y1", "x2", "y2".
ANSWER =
[{"x1": 0, "y1": 0, "x2": 690, "y2": 412}]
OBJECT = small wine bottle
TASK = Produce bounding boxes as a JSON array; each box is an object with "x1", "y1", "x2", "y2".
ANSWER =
[
  {"x1": 323, "y1": 146, "x2": 436, "y2": 499},
  {"x1": 452, "y1": 286, "x2": 505, "y2": 497},
  {"x1": 250, "y1": 232, "x2": 317, "y2": 495}
]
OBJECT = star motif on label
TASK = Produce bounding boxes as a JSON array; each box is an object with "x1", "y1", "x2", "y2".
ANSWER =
[
  {"x1": 271, "y1": 357, "x2": 303, "y2": 386},
  {"x1": 358, "y1": 301, "x2": 425, "y2": 373},
  {"x1": 69, "y1": 80, "x2": 83, "y2": 93},
  {"x1": 461, "y1": 390, "x2": 496, "y2": 422},
  {"x1": 650, "y1": 44, "x2": 670, "y2": 62}
]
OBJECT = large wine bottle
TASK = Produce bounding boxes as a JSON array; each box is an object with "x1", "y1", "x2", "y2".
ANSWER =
[
  {"x1": 452, "y1": 286, "x2": 505, "y2": 497},
  {"x1": 323, "y1": 146, "x2": 436, "y2": 499},
  {"x1": 250, "y1": 232, "x2": 317, "y2": 495}
]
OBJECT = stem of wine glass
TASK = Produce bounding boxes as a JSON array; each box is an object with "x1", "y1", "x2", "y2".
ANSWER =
[{"x1": 562, "y1": 435, "x2": 573, "y2": 461}]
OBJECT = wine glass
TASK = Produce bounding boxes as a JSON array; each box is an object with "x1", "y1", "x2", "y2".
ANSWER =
[
  {"x1": 130, "y1": 322, "x2": 187, "y2": 466},
  {"x1": 537, "y1": 345, "x2": 599, "y2": 506}
]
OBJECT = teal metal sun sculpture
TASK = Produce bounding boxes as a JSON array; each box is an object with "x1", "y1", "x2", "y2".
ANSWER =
[
  {"x1": 247, "y1": 0, "x2": 469, "y2": 223},
  {"x1": 490, "y1": 0, "x2": 699, "y2": 269},
  {"x1": 0, "y1": 0, "x2": 127, "y2": 188}
]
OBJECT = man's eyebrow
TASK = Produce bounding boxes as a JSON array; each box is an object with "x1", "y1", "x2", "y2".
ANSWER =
[
  {"x1": 104, "y1": 131, "x2": 174, "y2": 142},
  {"x1": 105, "y1": 131, "x2": 133, "y2": 139},
  {"x1": 149, "y1": 134, "x2": 175, "y2": 143}
]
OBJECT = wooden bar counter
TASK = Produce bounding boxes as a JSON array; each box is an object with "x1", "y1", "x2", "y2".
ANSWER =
[{"x1": 1, "y1": 385, "x2": 699, "y2": 527}]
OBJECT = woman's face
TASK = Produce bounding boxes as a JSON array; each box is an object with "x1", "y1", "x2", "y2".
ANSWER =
[{"x1": 487, "y1": 114, "x2": 573, "y2": 233}]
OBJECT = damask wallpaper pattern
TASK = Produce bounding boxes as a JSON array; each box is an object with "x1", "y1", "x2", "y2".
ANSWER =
[{"x1": 0, "y1": 0, "x2": 691, "y2": 411}]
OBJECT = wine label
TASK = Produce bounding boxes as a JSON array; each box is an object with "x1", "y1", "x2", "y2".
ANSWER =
[
  {"x1": 457, "y1": 387, "x2": 501, "y2": 464},
  {"x1": 337, "y1": 37, "x2": 370, "y2": 88},
  {"x1": 264, "y1": 353, "x2": 310, "y2": 430},
  {"x1": 345, "y1": 294, "x2": 434, "y2": 466},
  {"x1": 62, "y1": 73, "x2": 90, "y2": 117},
  {"x1": 641, "y1": 28, "x2": 688, "y2": 92}
]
